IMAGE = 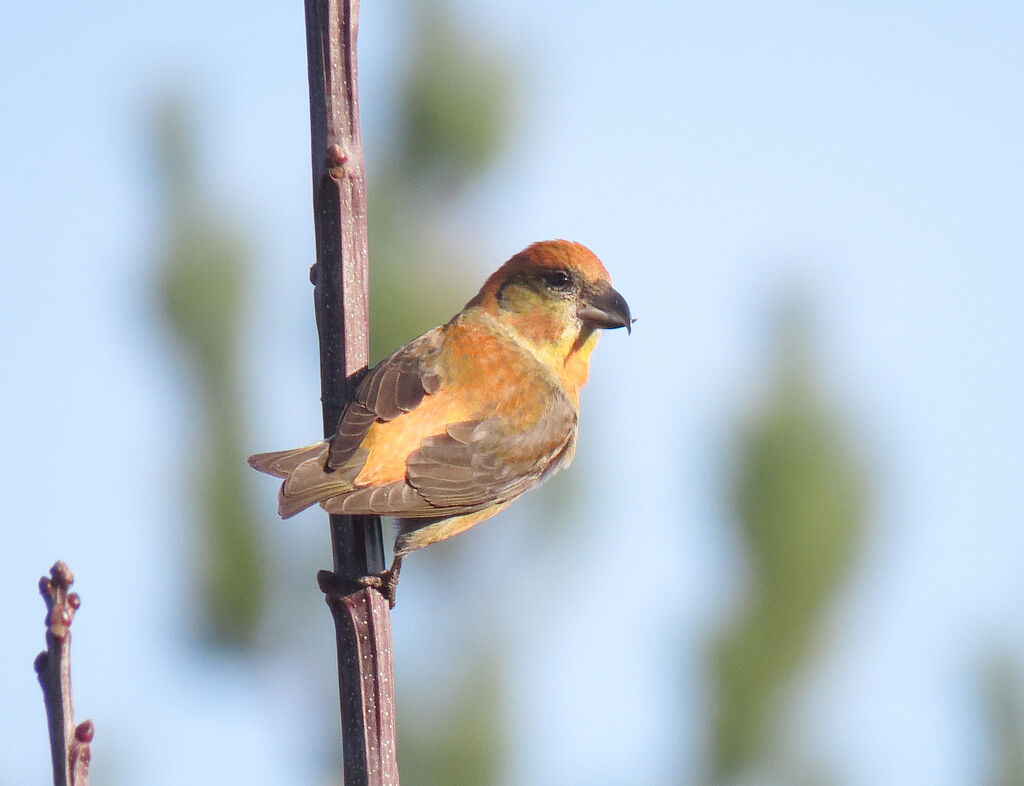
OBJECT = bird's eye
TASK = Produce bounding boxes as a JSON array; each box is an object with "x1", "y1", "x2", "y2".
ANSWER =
[{"x1": 545, "y1": 271, "x2": 573, "y2": 290}]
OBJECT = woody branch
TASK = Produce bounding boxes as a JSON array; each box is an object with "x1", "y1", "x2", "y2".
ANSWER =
[
  {"x1": 302, "y1": 0, "x2": 399, "y2": 782},
  {"x1": 34, "y1": 562, "x2": 93, "y2": 786}
]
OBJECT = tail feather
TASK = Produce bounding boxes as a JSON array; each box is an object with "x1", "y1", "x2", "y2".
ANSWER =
[
  {"x1": 248, "y1": 443, "x2": 325, "y2": 478},
  {"x1": 248, "y1": 442, "x2": 356, "y2": 518}
]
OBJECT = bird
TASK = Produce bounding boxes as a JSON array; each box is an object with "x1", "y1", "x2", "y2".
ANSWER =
[{"x1": 248, "y1": 240, "x2": 632, "y2": 605}]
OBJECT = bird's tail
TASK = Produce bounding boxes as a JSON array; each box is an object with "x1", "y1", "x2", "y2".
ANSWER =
[{"x1": 248, "y1": 442, "x2": 355, "y2": 518}]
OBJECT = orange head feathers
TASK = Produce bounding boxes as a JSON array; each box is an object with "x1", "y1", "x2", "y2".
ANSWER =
[
  {"x1": 249, "y1": 240, "x2": 631, "y2": 594},
  {"x1": 468, "y1": 241, "x2": 631, "y2": 383},
  {"x1": 472, "y1": 240, "x2": 613, "y2": 302}
]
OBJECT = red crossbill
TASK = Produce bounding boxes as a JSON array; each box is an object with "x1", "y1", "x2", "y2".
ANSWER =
[{"x1": 249, "y1": 240, "x2": 631, "y2": 603}]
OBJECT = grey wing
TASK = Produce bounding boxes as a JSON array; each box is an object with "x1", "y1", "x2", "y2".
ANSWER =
[
  {"x1": 402, "y1": 397, "x2": 579, "y2": 514},
  {"x1": 327, "y1": 327, "x2": 444, "y2": 469},
  {"x1": 326, "y1": 407, "x2": 577, "y2": 520}
]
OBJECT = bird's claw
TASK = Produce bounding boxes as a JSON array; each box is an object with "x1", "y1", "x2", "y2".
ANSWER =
[
  {"x1": 357, "y1": 574, "x2": 395, "y2": 608},
  {"x1": 317, "y1": 557, "x2": 403, "y2": 609},
  {"x1": 358, "y1": 557, "x2": 403, "y2": 609}
]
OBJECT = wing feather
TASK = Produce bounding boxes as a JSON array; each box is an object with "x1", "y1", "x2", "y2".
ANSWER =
[
  {"x1": 405, "y1": 403, "x2": 577, "y2": 512},
  {"x1": 328, "y1": 327, "x2": 444, "y2": 469}
]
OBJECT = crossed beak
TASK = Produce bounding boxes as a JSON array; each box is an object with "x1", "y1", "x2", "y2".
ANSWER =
[{"x1": 578, "y1": 283, "x2": 633, "y2": 334}]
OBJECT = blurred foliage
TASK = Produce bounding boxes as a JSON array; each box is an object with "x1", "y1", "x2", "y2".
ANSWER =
[
  {"x1": 367, "y1": 0, "x2": 516, "y2": 361},
  {"x1": 397, "y1": 648, "x2": 505, "y2": 785},
  {"x1": 367, "y1": 1, "x2": 516, "y2": 782},
  {"x1": 981, "y1": 650, "x2": 1024, "y2": 786},
  {"x1": 395, "y1": 2, "x2": 515, "y2": 192},
  {"x1": 709, "y1": 301, "x2": 866, "y2": 783},
  {"x1": 152, "y1": 94, "x2": 267, "y2": 650}
]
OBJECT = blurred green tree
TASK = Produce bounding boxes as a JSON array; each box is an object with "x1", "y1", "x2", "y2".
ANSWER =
[
  {"x1": 366, "y1": 1, "x2": 517, "y2": 781},
  {"x1": 152, "y1": 94, "x2": 267, "y2": 650},
  {"x1": 366, "y1": 0, "x2": 516, "y2": 361},
  {"x1": 397, "y1": 647, "x2": 504, "y2": 785},
  {"x1": 981, "y1": 649, "x2": 1024, "y2": 786},
  {"x1": 709, "y1": 300, "x2": 866, "y2": 783}
]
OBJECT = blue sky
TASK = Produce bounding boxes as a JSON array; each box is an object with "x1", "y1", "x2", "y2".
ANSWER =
[{"x1": 2, "y1": 1, "x2": 1023, "y2": 783}]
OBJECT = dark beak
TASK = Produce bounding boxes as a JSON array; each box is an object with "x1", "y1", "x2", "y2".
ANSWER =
[{"x1": 578, "y1": 284, "x2": 633, "y2": 334}]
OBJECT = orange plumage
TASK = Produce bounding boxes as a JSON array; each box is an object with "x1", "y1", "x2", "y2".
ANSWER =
[{"x1": 249, "y1": 240, "x2": 631, "y2": 597}]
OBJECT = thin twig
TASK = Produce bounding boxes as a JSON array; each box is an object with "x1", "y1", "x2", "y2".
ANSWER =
[
  {"x1": 34, "y1": 562, "x2": 93, "y2": 786},
  {"x1": 302, "y1": 0, "x2": 400, "y2": 782}
]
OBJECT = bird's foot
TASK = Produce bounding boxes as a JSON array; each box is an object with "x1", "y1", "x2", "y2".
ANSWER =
[
  {"x1": 357, "y1": 556, "x2": 403, "y2": 609},
  {"x1": 316, "y1": 555, "x2": 402, "y2": 609}
]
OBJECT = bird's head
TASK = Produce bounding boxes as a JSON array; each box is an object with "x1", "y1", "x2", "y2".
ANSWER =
[{"x1": 466, "y1": 240, "x2": 631, "y2": 388}]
